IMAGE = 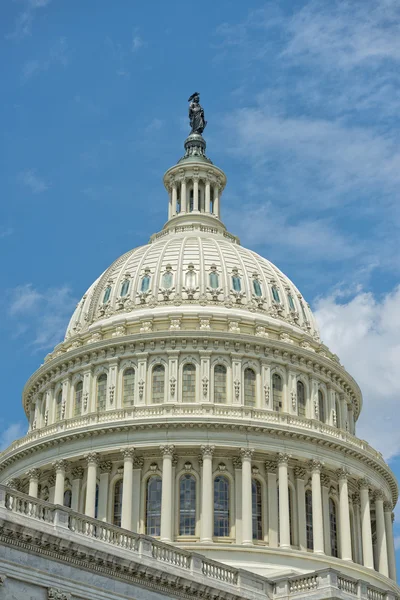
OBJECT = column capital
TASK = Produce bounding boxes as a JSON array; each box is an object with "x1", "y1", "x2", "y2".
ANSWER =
[
  {"x1": 320, "y1": 474, "x2": 330, "y2": 488},
  {"x1": 265, "y1": 460, "x2": 278, "y2": 474},
  {"x1": 27, "y1": 468, "x2": 41, "y2": 480},
  {"x1": 232, "y1": 456, "x2": 242, "y2": 470},
  {"x1": 159, "y1": 444, "x2": 175, "y2": 457},
  {"x1": 200, "y1": 444, "x2": 215, "y2": 458},
  {"x1": 383, "y1": 500, "x2": 393, "y2": 512},
  {"x1": 99, "y1": 461, "x2": 113, "y2": 474},
  {"x1": 294, "y1": 466, "x2": 307, "y2": 479},
  {"x1": 52, "y1": 459, "x2": 68, "y2": 473},
  {"x1": 71, "y1": 466, "x2": 84, "y2": 480},
  {"x1": 352, "y1": 491, "x2": 361, "y2": 507},
  {"x1": 373, "y1": 489, "x2": 385, "y2": 502},
  {"x1": 84, "y1": 452, "x2": 99, "y2": 466},
  {"x1": 132, "y1": 456, "x2": 144, "y2": 469},
  {"x1": 358, "y1": 477, "x2": 370, "y2": 491},
  {"x1": 120, "y1": 447, "x2": 135, "y2": 460},
  {"x1": 278, "y1": 452, "x2": 290, "y2": 465},
  {"x1": 309, "y1": 459, "x2": 323, "y2": 473},
  {"x1": 336, "y1": 467, "x2": 349, "y2": 481},
  {"x1": 240, "y1": 448, "x2": 254, "y2": 461}
]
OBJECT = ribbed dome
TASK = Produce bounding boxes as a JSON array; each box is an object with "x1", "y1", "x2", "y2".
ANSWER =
[{"x1": 65, "y1": 228, "x2": 319, "y2": 340}]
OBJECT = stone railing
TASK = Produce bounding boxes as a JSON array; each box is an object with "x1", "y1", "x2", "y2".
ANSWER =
[{"x1": 2, "y1": 404, "x2": 384, "y2": 465}]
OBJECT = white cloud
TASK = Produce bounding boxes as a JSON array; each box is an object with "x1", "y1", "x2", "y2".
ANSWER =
[
  {"x1": 132, "y1": 35, "x2": 144, "y2": 52},
  {"x1": 0, "y1": 423, "x2": 26, "y2": 451},
  {"x1": 9, "y1": 284, "x2": 41, "y2": 316},
  {"x1": 314, "y1": 286, "x2": 400, "y2": 461},
  {"x1": 21, "y1": 37, "x2": 68, "y2": 82},
  {"x1": 18, "y1": 168, "x2": 49, "y2": 193},
  {"x1": 7, "y1": 0, "x2": 52, "y2": 40}
]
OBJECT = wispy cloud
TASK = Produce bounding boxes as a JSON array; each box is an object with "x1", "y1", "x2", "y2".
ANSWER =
[
  {"x1": 7, "y1": 284, "x2": 77, "y2": 351},
  {"x1": 7, "y1": 0, "x2": 52, "y2": 40},
  {"x1": 21, "y1": 37, "x2": 68, "y2": 82},
  {"x1": 0, "y1": 423, "x2": 26, "y2": 451},
  {"x1": 18, "y1": 168, "x2": 49, "y2": 193}
]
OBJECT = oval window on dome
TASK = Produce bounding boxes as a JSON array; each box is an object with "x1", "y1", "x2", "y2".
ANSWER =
[
  {"x1": 120, "y1": 279, "x2": 130, "y2": 297},
  {"x1": 141, "y1": 274, "x2": 151, "y2": 292},
  {"x1": 271, "y1": 285, "x2": 280, "y2": 303},
  {"x1": 253, "y1": 279, "x2": 262, "y2": 297},
  {"x1": 103, "y1": 286, "x2": 111, "y2": 304},
  {"x1": 162, "y1": 271, "x2": 173, "y2": 289},
  {"x1": 288, "y1": 293, "x2": 296, "y2": 311},
  {"x1": 209, "y1": 271, "x2": 219, "y2": 289}
]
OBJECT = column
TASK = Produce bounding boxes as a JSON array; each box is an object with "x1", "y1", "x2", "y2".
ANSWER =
[
  {"x1": 359, "y1": 479, "x2": 374, "y2": 569},
  {"x1": 384, "y1": 503, "x2": 397, "y2": 581},
  {"x1": 71, "y1": 466, "x2": 84, "y2": 512},
  {"x1": 85, "y1": 452, "x2": 99, "y2": 518},
  {"x1": 172, "y1": 183, "x2": 177, "y2": 215},
  {"x1": 374, "y1": 491, "x2": 389, "y2": 577},
  {"x1": 295, "y1": 467, "x2": 307, "y2": 551},
  {"x1": 241, "y1": 448, "x2": 254, "y2": 546},
  {"x1": 132, "y1": 456, "x2": 144, "y2": 532},
  {"x1": 310, "y1": 460, "x2": 324, "y2": 554},
  {"x1": 214, "y1": 187, "x2": 220, "y2": 217},
  {"x1": 53, "y1": 460, "x2": 67, "y2": 506},
  {"x1": 193, "y1": 176, "x2": 199, "y2": 211},
  {"x1": 352, "y1": 492, "x2": 363, "y2": 564},
  {"x1": 160, "y1": 444, "x2": 175, "y2": 542},
  {"x1": 200, "y1": 445, "x2": 215, "y2": 542},
  {"x1": 278, "y1": 453, "x2": 291, "y2": 549},
  {"x1": 28, "y1": 469, "x2": 40, "y2": 498},
  {"x1": 205, "y1": 179, "x2": 211, "y2": 214},
  {"x1": 233, "y1": 457, "x2": 242, "y2": 544},
  {"x1": 98, "y1": 461, "x2": 112, "y2": 522},
  {"x1": 121, "y1": 448, "x2": 135, "y2": 529},
  {"x1": 180, "y1": 178, "x2": 187, "y2": 213},
  {"x1": 337, "y1": 468, "x2": 352, "y2": 560},
  {"x1": 48, "y1": 474, "x2": 56, "y2": 503},
  {"x1": 168, "y1": 188, "x2": 172, "y2": 219},
  {"x1": 321, "y1": 474, "x2": 331, "y2": 555},
  {"x1": 266, "y1": 460, "x2": 278, "y2": 547}
]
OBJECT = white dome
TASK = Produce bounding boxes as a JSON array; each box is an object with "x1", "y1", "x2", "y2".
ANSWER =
[{"x1": 65, "y1": 228, "x2": 319, "y2": 341}]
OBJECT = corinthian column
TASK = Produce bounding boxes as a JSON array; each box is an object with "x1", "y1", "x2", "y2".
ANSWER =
[
  {"x1": 84, "y1": 453, "x2": 99, "y2": 518},
  {"x1": 337, "y1": 468, "x2": 352, "y2": 561},
  {"x1": 200, "y1": 445, "x2": 215, "y2": 542},
  {"x1": 121, "y1": 448, "x2": 135, "y2": 530},
  {"x1": 98, "y1": 461, "x2": 112, "y2": 522},
  {"x1": 160, "y1": 445, "x2": 175, "y2": 542},
  {"x1": 310, "y1": 460, "x2": 324, "y2": 554},
  {"x1": 278, "y1": 453, "x2": 291, "y2": 549},
  {"x1": 384, "y1": 503, "x2": 397, "y2": 581},
  {"x1": 295, "y1": 467, "x2": 307, "y2": 551},
  {"x1": 28, "y1": 469, "x2": 40, "y2": 498},
  {"x1": 265, "y1": 459, "x2": 278, "y2": 547},
  {"x1": 53, "y1": 460, "x2": 67, "y2": 506},
  {"x1": 374, "y1": 491, "x2": 389, "y2": 577},
  {"x1": 240, "y1": 448, "x2": 254, "y2": 545},
  {"x1": 71, "y1": 466, "x2": 84, "y2": 512},
  {"x1": 359, "y1": 479, "x2": 374, "y2": 568}
]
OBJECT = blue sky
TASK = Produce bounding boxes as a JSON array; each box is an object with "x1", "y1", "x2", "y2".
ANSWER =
[{"x1": 2, "y1": 0, "x2": 400, "y2": 574}]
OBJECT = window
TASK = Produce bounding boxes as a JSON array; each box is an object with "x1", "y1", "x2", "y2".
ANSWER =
[
  {"x1": 214, "y1": 365, "x2": 227, "y2": 404},
  {"x1": 97, "y1": 374, "x2": 107, "y2": 411},
  {"x1": 113, "y1": 480, "x2": 123, "y2": 527},
  {"x1": 231, "y1": 273, "x2": 241, "y2": 292},
  {"x1": 244, "y1": 368, "x2": 256, "y2": 406},
  {"x1": 123, "y1": 368, "x2": 135, "y2": 407},
  {"x1": 152, "y1": 365, "x2": 165, "y2": 403},
  {"x1": 140, "y1": 274, "x2": 151, "y2": 292},
  {"x1": 189, "y1": 189, "x2": 194, "y2": 212},
  {"x1": 209, "y1": 270, "x2": 219, "y2": 289},
  {"x1": 318, "y1": 390, "x2": 325, "y2": 423},
  {"x1": 146, "y1": 476, "x2": 162, "y2": 536},
  {"x1": 253, "y1": 278, "x2": 262, "y2": 297},
  {"x1": 214, "y1": 476, "x2": 230, "y2": 537},
  {"x1": 297, "y1": 381, "x2": 306, "y2": 417},
  {"x1": 252, "y1": 479, "x2": 263, "y2": 540},
  {"x1": 271, "y1": 286, "x2": 280, "y2": 303},
  {"x1": 305, "y1": 490, "x2": 313, "y2": 550},
  {"x1": 300, "y1": 301, "x2": 308, "y2": 322},
  {"x1": 335, "y1": 397, "x2": 341, "y2": 428},
  {"x1": 103, "y1": 286, "x2": 111, "y2": 304},
  {"x1": 56, "y1": 390, "x2": 63, "y2": 422},
  {"x1": 179, "y1": 474, "x2": 196, "y2": 535},
  {"x1": 74, "y1": 381, "x2": 83, "y2": 417},
  {"x1": 272, "y1": 374, "x2": 283, "y2": 412},
  {"x1": 185, "y1": 267, "x2": 196, "y2": 288},
  {"x1": 329, "y1": 498, "x2": 338, "y2": 557},
  {"x1": 182, "y1": 363, "x2": 196, "y2": 403},
  {"x1": 162, "y1": 270, "x2": 173, "y2": 289},
  {"x1": 63, "y1": 489, "x2": 72, "y2": 508},
  {"x1": 120, "y1": 279, "x2": 130, "y2": 297},
  {"x1": 288, "y1": 294, "x2": 296, "y2": 311}
]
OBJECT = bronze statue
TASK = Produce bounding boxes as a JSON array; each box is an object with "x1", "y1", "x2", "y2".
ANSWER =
[{"x1": 188, "y1": 92, "x2": 207, "y2": 135}]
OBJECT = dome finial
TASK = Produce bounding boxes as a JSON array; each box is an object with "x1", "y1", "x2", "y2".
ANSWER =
[{"x1": 188, "y1": 92, "x2": 207, "y2": 135}]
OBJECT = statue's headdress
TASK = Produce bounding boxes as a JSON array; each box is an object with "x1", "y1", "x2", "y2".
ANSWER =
[{"x1": 188, "y1": 92, "x2": 200, "y2": 102}]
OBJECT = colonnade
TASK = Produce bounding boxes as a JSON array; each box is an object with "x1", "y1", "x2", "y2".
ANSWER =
[
  {"x1": 21, "y1": 447, "x2": 396, "y2": 582},
  {"x1": 168, "y1": 177, "x2": 221, "y2": 219}
]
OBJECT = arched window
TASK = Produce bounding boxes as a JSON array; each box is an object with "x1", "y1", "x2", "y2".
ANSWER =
[
  {"x1": 179, "y1": 474, "x2": 196, "y2": 536},
  {"x1": 329, "y1": 498, "x2": 338, "y2": 557},
  {"x1": 97, "y1": 374, "x2": 107, "y2": 411},
  {"x1": 253, "y1": 278, "x2": 262, "y2": 297},
  {"x1": 162, "y1": 270, "x2": 173, "y2": 289},
  {"x1": 318, "y1": 390, "x2": 325, "y2": 423},
  {"x1": 55, "y1": 390, "x2": 63, "y2": 422},
  {"x1": 288, "y1": 293, "x2": 296, "y2": 311},
  {"x1": 103, "y1": 286, "x2": 111, "y2": 304},
  {"x1": 297, "y1": 381, "x2": 306, "y2": 417},
  {"x1": 231, "y1": 272, "x2": 241, "y2": 292},
  {"x1": 140, "y1": 273, "x2": 151, "y2": 292},
  {"x1": 252, "y1": 479, "x2": 263, "y2": 540},
  {"x1": 214, "y1": 476, "x2": 230, "y2": 537},
  {"x1": 214, "y1": 365, "x2": 227, "y2": 404},
  {"x1": 146, "y1": 476, "x2": 162, "y2": 536},
  {"x1": 305, "y1": 490, "x2": 313, "y2": 550},
  {"x1": 182, "y1": 363, "x2": 196, "y2": 403},
  {"x1": 271, "y1": 286, "x2": 280, "y2": 303},
  {"x1": 244, "y1": 368, "x2": 256, "y2": 406},
  {"x1": 335, "y1": 397, "x2": 341, "y2": 428},
  {"x1": 74, "y1": 381, "x2": 83, "y2": 417},
  {"x1": 123, "y1": 368, "x2": 135, "y2": 407},
  {"x1": 120, "y1": 279, "x2": 130, "y2": 297},
  {"x1": 152, "y1": 365, "x2": 165, "y2": 403},
  {"x1": 185, "y1": 267, "x2": 196, "y2": 288},
  {"x1": 113, "y1": 479, "x2": 123, "y2": 527},
  {"x1": 209, "y1": 269, "x2": 219, "y2": 289},
  {"x1": 63, "y1": 489, "x2": 72, "y2": 508},
  {"x1": 272, "y1": 374, "x2": 283, "y2": 412}
]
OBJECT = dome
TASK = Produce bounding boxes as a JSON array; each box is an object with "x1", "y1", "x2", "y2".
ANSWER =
[{"x1": 65, "y1": 230, "x2": 319, "y2": 342}]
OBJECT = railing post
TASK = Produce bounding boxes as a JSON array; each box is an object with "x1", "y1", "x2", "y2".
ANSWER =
[
  {"x1": 54, "y1": 507, "x2": 70, "y2": 529},
  {"x1": 358, "y1": 581, "x2": 368, "y2": 600},
  {"x1": 139, "y1": 537, "x2": 153, "y2": 558},
  {"x1": 0, "y1": 488, "x2": 6, "y2": 509},
  {"x1": 190, "y1": 554, "x2": 203, "y2": 575}
]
